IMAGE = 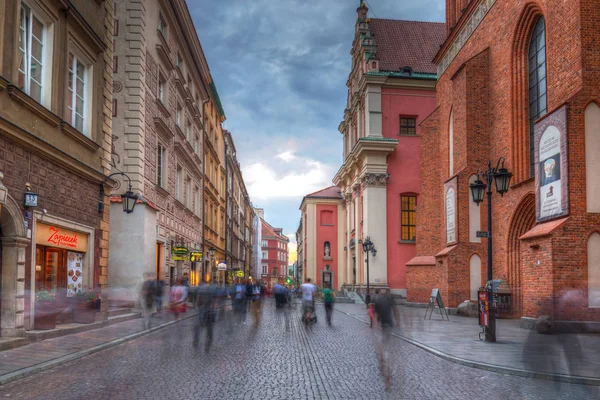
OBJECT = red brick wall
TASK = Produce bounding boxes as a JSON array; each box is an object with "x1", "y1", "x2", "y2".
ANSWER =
[{"x1": 414, "y1": 0, "x2": 600, "y2": 319}]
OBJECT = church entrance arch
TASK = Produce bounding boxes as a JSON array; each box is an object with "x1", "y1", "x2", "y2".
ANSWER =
[{"x1": 506, "y1": 193, "x2": 536, "y2": 317}]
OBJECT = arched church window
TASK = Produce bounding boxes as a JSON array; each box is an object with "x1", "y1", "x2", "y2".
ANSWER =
[{"x1": 528, "y1": 17, "x2": 547, "y2": 177}]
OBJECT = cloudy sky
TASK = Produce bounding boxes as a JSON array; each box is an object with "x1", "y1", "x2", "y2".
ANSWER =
[{"x1": 190, "y1": 1, "x2": 445, "y2": 259}]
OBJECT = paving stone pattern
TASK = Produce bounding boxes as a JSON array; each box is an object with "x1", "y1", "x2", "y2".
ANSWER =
[{"x1": 0, "y1": 300, "x2": 597, "y2": 399}]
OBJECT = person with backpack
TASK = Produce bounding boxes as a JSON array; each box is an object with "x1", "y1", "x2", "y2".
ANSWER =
[{"x1": 323, "y1": 286, "x2": 336, "y2": 326}]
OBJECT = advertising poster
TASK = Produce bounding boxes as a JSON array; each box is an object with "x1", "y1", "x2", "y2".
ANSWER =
[
  {"x1": 478, "y1": 290, "x2": 489, "y2": 327},
  {"x1": 535, "y1": 105, "x2": 569, "y2": 222},
  {"x1": 67, "y1": 252, "x2": 83, "y2": 297}
]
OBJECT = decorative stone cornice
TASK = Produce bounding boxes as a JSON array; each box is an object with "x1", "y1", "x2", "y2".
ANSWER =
[
  {"x1": 436, "y1": 0, "x2": 497, "y2": 77},
  {"x1": 361, "y1": 172, "x2": 389, "y2": 188},
  {"x1": 343, "y1": 193, "x2": 352, "y2": 203}
]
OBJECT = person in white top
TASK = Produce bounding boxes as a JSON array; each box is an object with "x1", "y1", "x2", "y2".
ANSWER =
[{"x1": 300, "y1": 278, "x2": 317, "y2": 320}]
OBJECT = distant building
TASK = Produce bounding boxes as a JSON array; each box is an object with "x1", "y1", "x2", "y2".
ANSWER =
[
  {"x1": 333, "y1": 3, "x2": 445, "y2": 296},
  {"x1": 298, "y1": 187, "x2": 344, "y2": 290},
  {"x1": 260, "y1": 217, "x2": 289, "y2": 286}
]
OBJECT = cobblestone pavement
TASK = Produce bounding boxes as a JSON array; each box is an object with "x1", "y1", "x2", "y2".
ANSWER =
[{"x1": 0, "y1": 300, "x2": 597, "y2": 400}]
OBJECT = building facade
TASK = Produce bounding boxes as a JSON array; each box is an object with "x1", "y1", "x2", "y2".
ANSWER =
[
  {"x1": 298, "y1": 187, "x2": 344, "y2": 290},
  {"x1": 260, "y1": 217, "x2": 289, "y2": 287},
  {"x1": 332, "y1": 3, "x2": 445, "y2": 296},
  {"x1": 0, "y1": 0, "x2": 114, "y2": 335},
  {"x1": 295, "y1": 217, "x2": 304, "y2": 286},
  {"x1": 203, "y1": 84, "x2": 226, "y2": 285},
  {"x1": 110, "y1": 0, "x2": 210, "y2": 300},
  {"x1": 408, "y1": 0, "x2": 600, "y2": 322}
]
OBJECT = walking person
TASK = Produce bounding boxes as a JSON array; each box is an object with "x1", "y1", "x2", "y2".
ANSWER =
[
  {"x1": 233, "y1": 279, "x2": 246, "y2": 324},
  {"x1": 250, "y1": 280, "x2": 263, "y2": 328},
  {"x1": 193, "y1": 280, "x2": 216, "y2": 352},
  {"x1": 373, "y1": 288, "x2": 400, "y2": 391},
  {"x1": 323, "y1": 286, "x2": 336, "y2": 326},
  {"x1": 141, "y1": 273, "x2": 157, "y2": 329},
  {"x1": 300, "y1": 278, "x2": 317, "y2": 324},
  {"x1": 155, "y1": 278, "x2": 165, "y2": 313},
  {"x1": 170, "y1": 278, "x2": 186, "y2": 322}
]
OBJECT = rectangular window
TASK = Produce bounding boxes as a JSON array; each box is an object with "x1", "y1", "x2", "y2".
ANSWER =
[
  {"x1": 194, "y1": 187, "x2": 200, "y2": 216},
  {"x1": 67, "y1": 53, "x2": 88, "y2": 135},
  {"x1": 157, "y1": 143, "x2": 166, "y2": 187},
  {"x1": 176, "y1": 102, "x2": 182, "y2": 127},
  {"x1": 262, "y1": 251, "x2": 267, "y2": 260},
  {"x1": 185, "y1": 119, "x2": 191, "y2": 140},
  {"x1": 176, "y1": 53, "x2": 183, "y2": 69},
  {"x1": 18, "y1": 3, "x2": 45, "y2": 104},
  {"x1": 184, "y1": 176, "x2": 191, "y2": 208},
  {"x1": 262, "y1": 265, "x2": 268, "y2": 275},
  {"x1": 158, "y1": 13, "x2": 168, "y2": 38},
  {"x1": 262, "y1": 240, "x2": 268, "y2": 247},
  {"x1": 400, "y1": 117, "x2": 417, "y2": 135},
  {"x1": 176, "y1": 166, "x2": 183, "y2": 201},
  {"x1": 194, "y1": 134, "x2": 200, "y2": 154},
  {"x1": 401, "y1": 195, "x2": 417, "y2": 241},
  {"x1": 158, "y1": 74, "x2": 166, "y2": 104}
]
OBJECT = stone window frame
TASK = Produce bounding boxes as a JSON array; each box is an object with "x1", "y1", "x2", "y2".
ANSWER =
[
  {"x1": 158, "y1": 12, "x2": 168, "y2": 40},
  {"x1": 157, "y1": 69, "x2": 168, "y2": 107},
  {"x1": 15, "y1": 0, "x2": 57, "y2": 108},
  {"x1": 156, "y1": 140, "x2": 167, "y2": 189}
]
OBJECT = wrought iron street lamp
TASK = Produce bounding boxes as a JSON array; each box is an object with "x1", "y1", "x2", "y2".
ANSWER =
[
  {"x1": 99, "y1": 172, "x2": 139, "y2": 214},
  {"x1": 362, "y1": 236, "x2": 377, "y2": 305},
  {"x1": 469, "y1": 157, "x2": 513, "y2": 343}
]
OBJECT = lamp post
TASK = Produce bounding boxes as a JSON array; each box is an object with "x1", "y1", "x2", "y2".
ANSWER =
[
  {"x1": 361, "y1": 236, "x2": 377, "y2": 305},
  {"x1": 208, "y1": 246, "x2": 215, "y2": 284},
  {"x1": 469, "y1": 157, "x2": 512, "y2": 343}
]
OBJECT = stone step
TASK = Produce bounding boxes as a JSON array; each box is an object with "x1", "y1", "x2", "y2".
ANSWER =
[{"x1": 108, "y1": 307, "x2": 134, "y2": 318}]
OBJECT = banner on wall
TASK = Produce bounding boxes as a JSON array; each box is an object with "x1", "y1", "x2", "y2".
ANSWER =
[{"x1": 535, "y1": 105, "x2": 569, "y2": 222}]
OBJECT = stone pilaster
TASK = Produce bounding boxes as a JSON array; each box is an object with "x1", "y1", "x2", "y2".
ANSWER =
[
  {"x1": 361, "y1": 172, "x2": 389, "y2": 286},
  {"x1": 0, "y1": 237, "x2": 29, "y2": 337}
]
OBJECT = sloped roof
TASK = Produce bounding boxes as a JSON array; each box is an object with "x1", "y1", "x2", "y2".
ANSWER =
[
  {"x1": 305, "y1": 186, "x2": 343, "y2": 199},
  {"x1": 261, "y1": 218, "x2": 289, "y2": 242},
  {"x1": 369, "y1": 19, "x2": 446, "y2": 74}
]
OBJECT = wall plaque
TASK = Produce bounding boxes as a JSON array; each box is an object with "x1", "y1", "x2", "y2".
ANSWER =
[{"x1": 444, "y1": 177, "x2": 458, "y2": 244}]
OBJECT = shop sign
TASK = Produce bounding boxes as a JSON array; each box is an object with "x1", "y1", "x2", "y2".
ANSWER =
[
  {"x1": 189, "y1": 251, "x2": 202, "y2": 262},
  {"x1": 217, "y1": 263, "x2": 227, "y2": 271},
  {"x1": 172, "y1": 246, "x2": 189, "y2": 255},
  {"x1": 236, "y1": 271, "x2": 244, "y2": 278},
  {"x1": 36, "y1": 223, "x2": 88, "y2": 252}
]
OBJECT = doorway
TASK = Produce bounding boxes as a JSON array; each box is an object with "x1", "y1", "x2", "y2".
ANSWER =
[{"x1": 323, "y1": 271, "x2": 332, "y2": 289}]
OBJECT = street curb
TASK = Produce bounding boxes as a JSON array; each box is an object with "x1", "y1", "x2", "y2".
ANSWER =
[
  {"x1": 335, "y1": 309, "x2": 600, "y2": 387},
  {"x1": 0, "y1": 312, "x2": 199, "y2": 386}
]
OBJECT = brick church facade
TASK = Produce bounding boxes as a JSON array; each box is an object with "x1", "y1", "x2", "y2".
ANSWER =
[{"x1": 407, "y1": 0, "x2": 600, "y2": 322}]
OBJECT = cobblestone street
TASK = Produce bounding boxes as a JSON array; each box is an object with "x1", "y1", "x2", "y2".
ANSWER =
[{"x1": 0, "y1": 300, "x2": 597, "y2": 400}]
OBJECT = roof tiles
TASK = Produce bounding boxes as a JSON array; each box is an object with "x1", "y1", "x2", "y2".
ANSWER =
[{"x1": 369, "y1": 19, "x2": 446, "y2": 74}]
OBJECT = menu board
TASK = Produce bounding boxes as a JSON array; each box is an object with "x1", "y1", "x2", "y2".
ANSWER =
[{"x1": 67, "y1": 252, "x2": 83, "y2": 297}]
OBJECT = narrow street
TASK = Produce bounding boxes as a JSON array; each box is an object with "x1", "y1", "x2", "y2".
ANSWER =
[{"x1": 0, "y1": 301, "x2": 596, "y2": 400}]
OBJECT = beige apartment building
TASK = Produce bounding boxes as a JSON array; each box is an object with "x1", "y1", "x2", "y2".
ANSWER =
[
  {"x1": 110, "y1": 0, "x2": 211, "y2": 300},
  {"x1": 0, "y1": 0, "x2": 114, "y2": 335}
]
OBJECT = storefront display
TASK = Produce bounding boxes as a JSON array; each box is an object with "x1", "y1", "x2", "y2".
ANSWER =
[{"x1": 34, "y1": 223, "x2": 88, "y2": 297}]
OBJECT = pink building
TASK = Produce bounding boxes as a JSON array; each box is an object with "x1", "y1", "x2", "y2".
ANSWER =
[
  {"x1": 332, "y1": 3, "x2": 445, "y2": 296},
  {"x1": 260, "y1": 218, "x2": 289, "y2": 286},
  {"x1": 298, "y1": 187, "x2": 344, "y2": 289}
]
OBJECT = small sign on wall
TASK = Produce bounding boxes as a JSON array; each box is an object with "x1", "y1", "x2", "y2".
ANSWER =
[{"x1": 444, "y1": 177, "x2": 458, "y2": 245}]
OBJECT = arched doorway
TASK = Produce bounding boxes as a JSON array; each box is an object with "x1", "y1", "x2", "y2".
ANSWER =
[
  {"x1": 506, "y1": 193, "x2": 536, "y2": 317},
  {"x1": 0, "y1": 192, "x2": 29, "y2": 337}
]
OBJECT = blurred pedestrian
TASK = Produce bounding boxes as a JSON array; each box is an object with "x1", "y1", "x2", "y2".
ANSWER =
[
  {"x1": 245, "y1": 279, "x2": 254, "y2": 312},
  {"x1": 155, "y1": 278, "x2": 165, "y2": 313},
  {"x1": 141, "y1": 273, "x2": 157, "y2": 329},
  {"x1": 373, "y1": 288, "x2": 400, "y2": 390},
  {"x1": 251, "y1": 280, "x2": 262, "y2": 328},
  {"x1": 233, "y1": 279, "x2": 246, "y2": 323},
  {"x1": 323, "y1": 286, "x2": 335, "y2": 326},
  {"x1": 170, "y1": 278, "x2": 186, "y2": 321},
  {"x1": 274, "y1": 283, "x2": 286, "y2": 308},
  {"x1": 193, "y1": 280, "x2": 217, "y2": 352}
]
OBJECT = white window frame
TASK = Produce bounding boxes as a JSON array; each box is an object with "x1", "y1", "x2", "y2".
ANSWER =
[
  {"x1": 176, "y1": 165, "x2": 183, "y2": 201},
  {"x1": 158, "y1": 73, "x2": 166, "y2": 104},
  {"x1": 262, "y1": 251, "x2": 267, "y2": 260},
  {"x1": 185, "y1": 119, "x2": 191, "y2": 141},
  {"x1": 176, "y1": 101, "x2": 182, "y2": 127},
  {"x1": 194, "y1": 134, "x2": 199, "y2": 154},
  {"x1": 18, "y1": 2, "x2": 53, "y2": 106},
  {"x1": 67, "y1": 51, "x2": 93, "y2": 136},
  {"x1": 158, "y1": 13, "x2": 168, "y2": 39},
  {"x1": 157, "y1": 142, "x2": 166, "y2": 188},
  {"x1": 194, "y1": 186, "x2": 200, "y2": 216},
  {"x1": 262, "y1": 265, "x2": 268, "y2": 275}
]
